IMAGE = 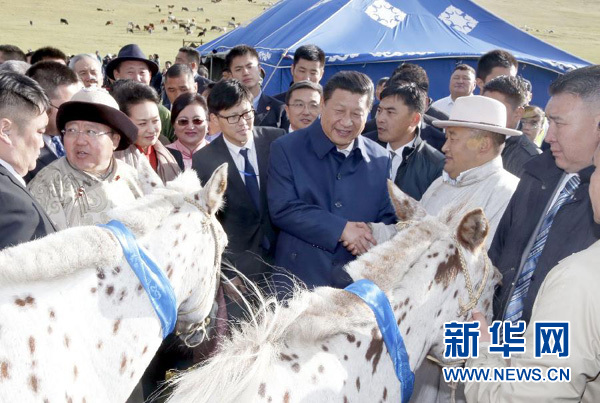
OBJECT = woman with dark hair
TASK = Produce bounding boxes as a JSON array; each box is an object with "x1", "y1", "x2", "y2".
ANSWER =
[
  {"x1": 167, "y1": 93, "x2": 209, "y2": 169},
  {"x1": 112, "y1": 79, "x2": 181, "y2": 183}
]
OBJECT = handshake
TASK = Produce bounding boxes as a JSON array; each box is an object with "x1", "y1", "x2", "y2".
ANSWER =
[{"x1": 340, "y1": 221, "x2": 397, "y2": 256}]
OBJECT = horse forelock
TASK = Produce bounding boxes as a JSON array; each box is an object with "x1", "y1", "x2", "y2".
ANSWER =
[{"x1": 165, "y1": 170, "x2": 202, "y2": 194}]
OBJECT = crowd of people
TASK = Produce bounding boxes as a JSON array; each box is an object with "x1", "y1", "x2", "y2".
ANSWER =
[{"x1": 1, "y1": 40, "x2": 599, "y2": 402}]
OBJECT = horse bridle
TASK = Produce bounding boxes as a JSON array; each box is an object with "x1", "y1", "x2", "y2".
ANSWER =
[{"x1": 173, "y1": 196, "x2": 223, "y2": 347}]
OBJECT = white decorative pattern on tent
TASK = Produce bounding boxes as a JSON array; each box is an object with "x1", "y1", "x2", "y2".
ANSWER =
[
  {"x1": 438, "y1": 5, "x2": 478, "y2": 34},
  {"x1": 365, "y1": 0, "x2": 407, "y2": 29},
  {"x1": 258, "y1": 50, "x2": 273, "y2": 62}
]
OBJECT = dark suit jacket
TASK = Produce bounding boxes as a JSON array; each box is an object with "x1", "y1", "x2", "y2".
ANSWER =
[
  {"x1": 0, "y1": 164, "x2": 56, "y2": 250},
  {"x1": 24, "y1": 143, "x2": 58, "y2": 183},
  {"x1": 192, "y1": 126, "x2": 285, "y2": 280},
  {"x1": 362, "y1": 116, "x2": 446, "y2": 152},
  {"x1": 501, "y1": 134, "x2": 541, "y2": 178},
  {"x1": 363, "y1": 128, "x2": 444, "y2": 200},
  {"x1": 255, "y1": 93, "x2": 289, "y2": 129},
  {"x1": 166, "y1": 148, "x2": 185, "y2": 171},
  {"x1": 268, "y1": 119, "x2": 397, "y2": 291},
  {"x1": 273, "y1": 91, "x2": 287, "y2": 103}
]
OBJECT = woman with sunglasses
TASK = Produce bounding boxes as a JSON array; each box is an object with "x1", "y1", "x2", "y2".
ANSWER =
[
  {"x1": 28, "y1": 87, "x2": 145, "y2": 230},
  {"x1": 167, "y1": 93, "x2": 210, "y2": 170},
  {"x1": 111, "y1": 80, "x2": 181, "y2": 183}
]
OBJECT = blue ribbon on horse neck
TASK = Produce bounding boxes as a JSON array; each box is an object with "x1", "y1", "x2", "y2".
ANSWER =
[
  {"x1": 344, "y1": 279, "x2": 414, "y2": 403},
  {"x1": 98, "y1": 220, "x2": 177, "y2": 339}
]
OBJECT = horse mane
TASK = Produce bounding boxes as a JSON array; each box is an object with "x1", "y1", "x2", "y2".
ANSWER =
[{"x1": 167, "y1": 220, "x2": 447, "y2": 402}]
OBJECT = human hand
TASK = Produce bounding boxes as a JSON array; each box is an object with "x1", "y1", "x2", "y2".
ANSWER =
[{"x1": 340, "y1": 221, "x2": 377, "y2": 255}]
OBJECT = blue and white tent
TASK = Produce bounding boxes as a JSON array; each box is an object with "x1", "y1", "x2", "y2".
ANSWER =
[{"x1": 198, "y1": 0, "x2": 590, "y2": 107}]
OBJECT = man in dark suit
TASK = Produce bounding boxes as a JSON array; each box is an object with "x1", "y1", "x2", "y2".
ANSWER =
[
  {"x1": 24, "y1": 61, "x2": 81, "y2": 182},
  {"x1": 226, "y1": 45, "x2": 288, "y2": 129},
  {"x1": 193, "y1": 79, "x2": 285, "y2": 318},
  {"x1": 0, "y1": 72, "x2": 56, "y2": 250},
  {"x1": 491, "y1": 65, "x2": 600, "y2": 325},
  {"x1": 268, "y1": 71, "x2": 396, "y2": 295},
  {"x1": 363, "y1": 83, "x2": 444, "y2": 201},
  {"x1": 273, "y1": 44, "x2": 325, "y2": 103}
]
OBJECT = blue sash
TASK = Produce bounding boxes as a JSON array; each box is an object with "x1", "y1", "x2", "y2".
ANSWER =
[
  {"x1": 98, "y1": 220, "x2": 177, "y2": 338},
  {"x1": 345, "y1": 279, "x2": 414, "y2": 403}
]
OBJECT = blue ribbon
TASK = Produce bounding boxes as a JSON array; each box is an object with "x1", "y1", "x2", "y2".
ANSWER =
[
  {"x1": 98, "y1": 220, "x2": 177, "y2": 339},
  {"x1": 344, "y1": 279, "x2": 414, "y2": 403}
]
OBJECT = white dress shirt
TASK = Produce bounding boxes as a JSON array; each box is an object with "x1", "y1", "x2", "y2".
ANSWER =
[
  {"x1": 387, "y1": 137, "x2": 416, "y2": 179},
  {"x1": 0, "y1": 157, "x2": 26, "y2": 187},
  {"x1": 336, "y1": 140, "x2": 355, "y2": 157},
  {"x1": 223, "y1": 135, "x2": 260, "y2": 188}
]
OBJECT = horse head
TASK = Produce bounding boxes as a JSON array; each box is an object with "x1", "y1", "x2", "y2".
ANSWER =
[{"x1": 107, "y1": 162, "x2": 228, "y2": 345}]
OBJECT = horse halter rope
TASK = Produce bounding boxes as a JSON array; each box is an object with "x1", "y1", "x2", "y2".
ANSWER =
[{"x1": 174, "y1": 196, "x2": 223, "y2": 347}]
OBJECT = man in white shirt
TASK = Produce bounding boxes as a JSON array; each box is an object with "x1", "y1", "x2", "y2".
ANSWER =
[
  {"x1": 25, "y1": 61, "x2": 82, "y2": 181},
  {"x1": 430, "y1": 64, "x2": 476, "y2": 116},
  {"x1": 283, "y1": 80, "x2": 322, "y2": 132},
  {"x1": 192, "y1": 79, "x2": 285, "y2": 318},
  {"x1": 0, "y1": 72, "x2": 56, "y2": 250}
]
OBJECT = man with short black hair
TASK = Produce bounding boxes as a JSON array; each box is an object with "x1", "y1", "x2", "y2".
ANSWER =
[
  {"x1": 193, "y1": 79, "x2": 285, "y2": 317},
  {"x1": 274, "y1": 44, "x2": 325, "y2": 102},
  {"x1": 25, "y1": 61, "x2": 82, "y2": 181},
  {"x1": 163, "y1": 64, "x2": 197, "y2": 105},
  {"x1": 430, "y1": 64, "x2": 476, "y2": 116},
  {"x1": 364, "y1": 83, "x2": 444, "y2": 200},
  {"x1": 226, "y1": 45, "x2": 287, "y2": 128},
  {"x1": 0, "y1": 44, "x2": 26, "y2": 64},
  {"x1": 268, "y1": 71, "x2": 396, "y2": 293},
  {"x1": 30, "y1": 46, "x2": 68, "y2": 65},
  {"x1": 483, "y1": 75, "x2": 541, "y2": 177},
  {"x1": 476, "y1": 49, "x2": 518, "y2": 92},
  {"x1": 284, "y1": 80, "x2": 322, "y2": 132},
  {"x1": 175, "y1": 46, "x2": 212, "y2": 94},
  {"x1": 0, "y1": 72, "x2": 55, "y2": 249}
]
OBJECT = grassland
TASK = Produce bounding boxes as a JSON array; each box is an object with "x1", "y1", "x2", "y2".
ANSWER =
[{"x1": 1, "y1": 0, "x2": 599, "y2": 65}]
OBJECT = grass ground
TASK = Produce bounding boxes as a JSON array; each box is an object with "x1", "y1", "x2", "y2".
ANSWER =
[{"x1": 1, "y1": 0, "x2": 598, "y2": 65}]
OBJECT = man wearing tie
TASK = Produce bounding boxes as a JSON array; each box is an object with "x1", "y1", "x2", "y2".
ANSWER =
[
  {"x1": 492, "y1": 65, "x2": 600, "y2": 325},
  {"x1": 0, "y1": 72, "x2": 56, "y2": 250},
  {"x1": 192, "y1": 79, "x2": 285, "y2": 319},
  {"x1": 363, "y1": 82, "x2": 444, "y2": 200},
  {"x1": 25, "y1": 61, "x2": 81, "y2": 181}
]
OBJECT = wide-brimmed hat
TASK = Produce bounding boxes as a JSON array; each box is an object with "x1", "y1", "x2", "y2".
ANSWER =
[
  {"x1": 105, "y1": 44, "x2": 159, "y2": 80},
  {"x1": 432, "y1": 95, "x2": 522, "y2": 137},
  {"x1": 56, "y1": 87, "x2": 138, "y2": 151}
]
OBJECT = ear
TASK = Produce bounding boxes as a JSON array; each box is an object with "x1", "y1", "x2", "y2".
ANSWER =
[
  {"x1": 0, "y1": 118, "x2": 13, "y2": 146},
  {"x1": 135, "y1": 153, "x2": 165, "y2": 193},
  {"x1": 193, "y1": 82, "x2": 198, "y2": 93},
  {"x1": 209, "y1": 113, "x2": 222, "y2": 133},
  {"x1": 387, "y1": 180, "x2": 427, "y2": 221},
  {"x1": 410, "y1": 111, "x2": 422, "y2": 127},
  {"x1": 199, "y1": 163, "x2": 227, "y2": 215},
  {"x1": 515, "y1": 105, "x2": 525, "y2": 121},
  {"x1": 476, "y1": 78, "x2": 485, "y2": 93},
  {"x1": 456, "y1": 208, "x2": 489, "y2": 252},
  {"x1": 284, "y1": 105, "x2": 290, "y2": 117}
]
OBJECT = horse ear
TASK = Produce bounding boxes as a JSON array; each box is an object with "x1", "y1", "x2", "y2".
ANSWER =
[
  {"x1": 387, "y1": 180, "x2": 427, "y2": 222},
  {"x1": 456, "y1": 208, "x2": 489, "y2": 252},
  {"x1": 136, "y1": 154, "x2": 165, "y2": 193},
  {"x1": 198, "y1": 163, "x2": 228, "y2": 215}
]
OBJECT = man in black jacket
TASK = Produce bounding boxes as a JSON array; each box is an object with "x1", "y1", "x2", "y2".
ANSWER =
[
  {"x1": 273, "y1": 44, "x2": 325, "y2": 103},
  {"x1": 193, "y1": 79, "x2": 285, "y2": 318},
  {"x1": 363, "y1": 83, "x2": 444, "y2": 200},
  {"x1": 0, "y1": 72, "x2": 56, "y2": 250},
  {"x1": 492, "y1": 65, "x2": 600, "y2": 325}
]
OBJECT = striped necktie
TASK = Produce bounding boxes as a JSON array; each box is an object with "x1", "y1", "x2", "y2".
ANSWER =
[
  {"x1": 504, "y1": 175, "x2": 581, "y2": 323},
  {"x1": 51, "y1": 136, "x2": 66, "y2": 157}
]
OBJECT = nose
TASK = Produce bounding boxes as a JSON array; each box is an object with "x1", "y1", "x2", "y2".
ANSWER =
[{"x1": 441, "y1": 139, "x2": 450, "y2": 154}]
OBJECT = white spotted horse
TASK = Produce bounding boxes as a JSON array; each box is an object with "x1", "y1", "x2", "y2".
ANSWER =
[
  {"x1": 167, "y1": 181, "x2": 502, "y2": 403},
  {"x1": 0, "y1": 164, "x2": 228, "y2": 403}
]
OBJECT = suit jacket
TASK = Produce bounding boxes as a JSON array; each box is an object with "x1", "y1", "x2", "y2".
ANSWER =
[
  {"x1": 192, "y1": 126, "x2": 285, "y2": 280},
  {"x1": 362, "y1": 116, "x2": 446, "y2": 152},
  {"x1": 501, "y1": 134, "x2": 541, "y2": 178},
  {"x1": 490, "y1": 151, "x2": 600, "y2": 324},
  {"x1": 24, "y1": 143, "x2": 58, "y2": 183},
  {"x1": 0, "y1": 164, "x2": 56, "y2": 250},
  {"x1": 363, "y1": 128, "x2": 444, "y2": 200},
  {"x1": 255, "y1": 93, "x2": 289, "y2": 129},
  {"x1": 268, "y1": 119, "x2": 397, "y2": 291}
]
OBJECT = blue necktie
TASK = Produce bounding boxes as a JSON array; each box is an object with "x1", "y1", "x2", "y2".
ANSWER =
[
  {"x1": 504, "y1": 175, "x2": 581, "y2": 323},
  {"x1": 239, "y1": 148, "x2": 260, "y2": 212},
  {"x1": 51, "y1": 136, "x2": 65, "y2": 157}
]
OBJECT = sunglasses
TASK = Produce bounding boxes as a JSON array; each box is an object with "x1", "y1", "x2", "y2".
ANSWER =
[{"x1": 176, "y1": 117, "x2": 204, "y2": 127}]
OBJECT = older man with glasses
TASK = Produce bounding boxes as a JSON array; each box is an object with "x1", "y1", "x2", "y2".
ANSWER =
[{"x1": 192, "y1": 79, "x2": 285, "y2": 321}]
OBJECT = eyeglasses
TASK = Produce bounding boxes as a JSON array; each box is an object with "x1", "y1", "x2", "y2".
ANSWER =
[
  {"x1": 49, "y1": 103, "x2": 60, "y2": 110},
  {"x1": 217, "y1": 109, "x2": 255, "y2": 124},
  {"x1": 176, "y1": 117, "x2": 205, "y2": 127},
  {"x1": 62, "y1": 128, "x2": 114, "y2": 139},
  {"x1": 288, "y1": 102, "x2": 320, "y2": 112}
]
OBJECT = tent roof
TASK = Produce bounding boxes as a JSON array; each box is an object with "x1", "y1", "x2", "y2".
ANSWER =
[{"x1": 199, "y1": 0, "x2": 588, "y2": 72}]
